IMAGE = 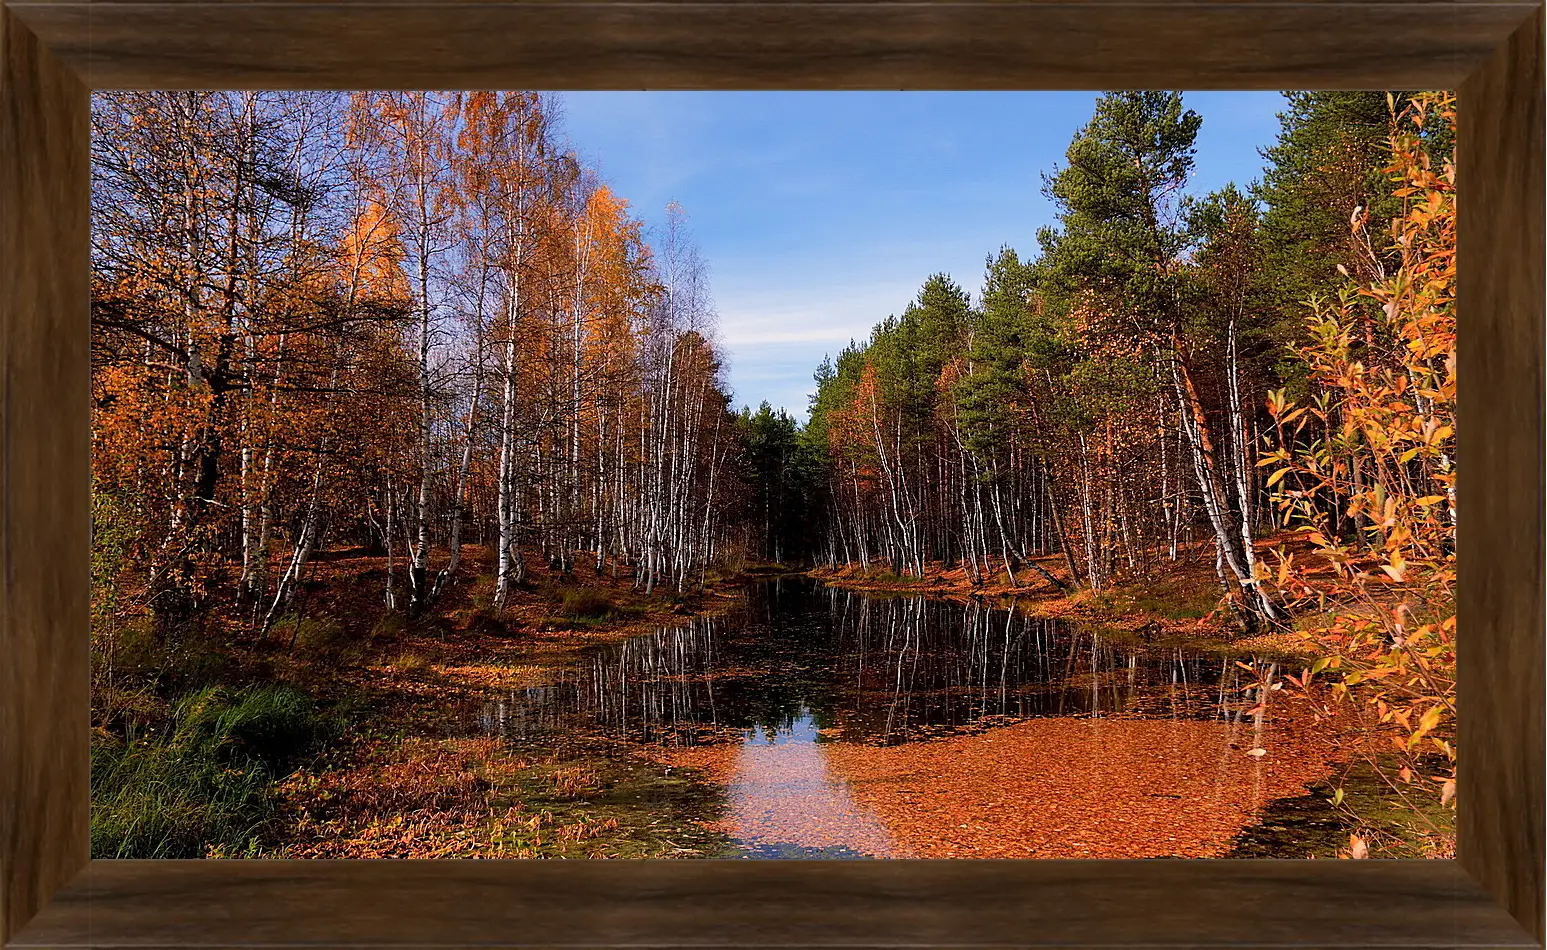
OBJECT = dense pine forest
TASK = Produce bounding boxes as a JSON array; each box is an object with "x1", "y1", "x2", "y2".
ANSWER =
[
  {"x1": 795, "y1": 91, "x2": 1453, "y2": 621},
  {"x1": 91, "y1": 90, "x2": 1457, "y2": 860}
]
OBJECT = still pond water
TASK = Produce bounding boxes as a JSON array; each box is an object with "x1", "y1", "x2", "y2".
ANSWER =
[{"x1": 476, "y1": 578, "x2": 1338, "y2": 858}]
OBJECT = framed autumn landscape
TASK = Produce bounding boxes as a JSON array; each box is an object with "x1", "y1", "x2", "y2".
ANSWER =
[{"x1": 1, "y1": 2, "x2": 1542, "y2": 949}]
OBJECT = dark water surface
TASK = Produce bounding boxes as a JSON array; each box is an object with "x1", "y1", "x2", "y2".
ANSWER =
[
  {"x1": 472, "y1": 578, "x2": 1325, "y2": 858},
  {"x1": 481, "y1": 577, "x2": 1278, "y2": 747}
]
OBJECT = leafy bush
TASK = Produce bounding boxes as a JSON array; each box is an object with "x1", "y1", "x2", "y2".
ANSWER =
[
  {"x1": 90, "y1": 485, "x2": 139, "y2": 631},
  {"x1": 1267, "y1": 93, "x2": 1457, "y2": 822},
  {"x1": 159, "y1": 630, "x2": 233, "y2": 686},
  {"x1": 93, "y1": 615, "x2": 160, "y2": 685}
]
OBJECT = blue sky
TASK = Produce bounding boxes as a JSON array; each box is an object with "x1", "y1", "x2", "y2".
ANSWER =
[{"x1": 555, "y1": 92, "x2": 1288, "y2": 419}]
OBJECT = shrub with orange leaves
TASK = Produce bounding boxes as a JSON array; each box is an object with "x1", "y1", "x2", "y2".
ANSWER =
[{"x1": 1262, "y1": 92, "x2": 1457, "y2": 820}]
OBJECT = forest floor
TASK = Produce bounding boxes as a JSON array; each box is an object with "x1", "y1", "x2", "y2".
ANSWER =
[
  {"x1": 92, "y1": 545, "x2": 751, "y2": 859},
  {"x1": 271, "y1": 546, "x2": 758, "y2": 858},
  {"x1": 93, "y1": 538, "x2": 1450, "y2": 860}
]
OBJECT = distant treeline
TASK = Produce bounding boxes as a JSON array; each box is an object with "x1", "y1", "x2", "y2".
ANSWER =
[{"x1": 744, "y1": 92, "x2": 1456, "y2": 631}]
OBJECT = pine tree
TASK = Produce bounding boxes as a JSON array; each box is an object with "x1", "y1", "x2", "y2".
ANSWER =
[
  {"x1": 1255, "y1": 93, "x2": 1412, "y2": 340},
  {"x1": 1039, "y1": 91, "x2": 1280, "y2": 625}
]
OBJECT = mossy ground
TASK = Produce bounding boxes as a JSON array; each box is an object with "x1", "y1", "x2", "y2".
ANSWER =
[
  {"x1": 484, "y1": 740, "x2": 739, "y2": 858},
  {"x1": 277, "y1": 732, "x2": 738, "y2": 859}
]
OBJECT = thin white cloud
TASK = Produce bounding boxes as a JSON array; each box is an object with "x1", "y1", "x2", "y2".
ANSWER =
[
  {"x1": 715, "y1": 285, "x2": 912, "y2": 350},
  {"x1": 555, "y1": 90, "x2": 1288, "y2": 420},
  {"x1": 722, "y1": 328, "x2": 863, "y2": 346}
]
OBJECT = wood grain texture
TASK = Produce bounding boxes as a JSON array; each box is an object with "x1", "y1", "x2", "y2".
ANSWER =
[
  {"x1": 8, "y1": 0, "x2": 1537, "y2": 7},
  {"x1": 11, "y1": 0, "x2": 1537, "y2": 5},
  {"x1": 2, "y1": 1, "x2": 1536, "y2": 90},
  {"x1": 0, "y1": 3, "x2": 90, "y2": 945},
  {"x1": 0, "y1": 1, "x2": 1542, "y2": 949},
  {"x1": 1457, "y1": 5, "x2": 1547, "y2": 944},
  {"x1": 9, "y1": 859, "x2": 1542, "y2": 948}
]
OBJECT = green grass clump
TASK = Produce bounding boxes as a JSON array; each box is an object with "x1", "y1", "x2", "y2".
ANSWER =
[
  {"x1": 390, "y1": 650, "x2": 431, "y2": 673},
  {"x1": 271, "y1": 615, "x2": 356, "y2": 662},
  {"x1": 470, "y1": 573, "x2": 499, "y2": 609},
  {"x1": 1131, "y1": 588, "x2": 1219, "y2": 621},
  {"x1": 91, "y1": 684, "x2": 333, "y2": 858},
  {"x1": 559, "y1": 588, "x2": 616, "y2": 620},
  {"x1": 862, "y1": 568, "x2": 924, "y2": 586},
  {"x1": 370, "y1": 612, "x2": 408, "y2": 641},
  {"x1": 295, "y1": 618, "x2": 351, "y2": 659}
]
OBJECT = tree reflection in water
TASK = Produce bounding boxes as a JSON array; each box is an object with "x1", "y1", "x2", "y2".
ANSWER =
[
  {"x1": 479, "y1": 576, "x2": 1282, "y2": 747},
  {"x1": 476, "y1": 578, "x2": 1311, "y2": 858}
]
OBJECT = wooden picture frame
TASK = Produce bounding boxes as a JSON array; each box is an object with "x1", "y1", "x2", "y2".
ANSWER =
[{"x1": 2, "y1": 3, "x2": 1542, "y2": 946}]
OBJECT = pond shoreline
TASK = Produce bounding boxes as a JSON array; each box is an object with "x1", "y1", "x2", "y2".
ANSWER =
[
  {"x1": 804, "y1": 547, "x2": 1321, "y2": 657},
  {"x1": 797, "y1": 562, "x2": 1444, "y2": 858},
  {"x1": 94, "y1": 550, "x2": 1428, "y2": 861},
  {"x1": 444, "y1": 575, "x2": 1378, "y2": 860},
  {"x1": 268, "y1": 556, "x2": 754, "y2": 859}
]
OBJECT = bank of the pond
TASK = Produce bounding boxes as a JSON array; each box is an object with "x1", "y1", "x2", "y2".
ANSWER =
[
  {"x1": 93, "y1": 554, "x2": 1427, "y2": 860},
  {"x1": 1225, "y1": 756, "x2": 1458, "y2": 859},
  {"x1": 269, "y1": 557, "x2": 749, "y2": 858},
  {"x1": 277, "y1": 732, "x2": 739, "y2": 858},
  {"x1": 805, "y1": 545, "x2": 1320, "y2": 653},
  {"x1": 802, "y1": 555, "x2": 1446, "y2": 856},
  {"x1": 90, "y1": 545, "x2": 750, "y2": 859},
  {"x1": 490, "y1": 576, "x2": 1381, "y2": 859}
]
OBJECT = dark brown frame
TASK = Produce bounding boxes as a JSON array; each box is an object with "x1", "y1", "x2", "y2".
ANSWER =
[{"x1": 2, "y1": 3, "x2": 1542, "y2": 947}]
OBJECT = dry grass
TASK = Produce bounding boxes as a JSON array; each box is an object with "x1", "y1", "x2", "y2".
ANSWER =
[
  {"x1": 284, "y1": 737, "x2": 523, "y2": 817},
  {"x1": 387, "y1": 650, "x2": 432, "y2": 674},
  {"x1": 278, "y1": 737, "x2": 543, "y2": 858},
  {"x1": 432, "y1": 662, "x2": 547, "y2": 691},
  {"x1": 548, "y1": 765, "x2": 603, "y2": 800}
]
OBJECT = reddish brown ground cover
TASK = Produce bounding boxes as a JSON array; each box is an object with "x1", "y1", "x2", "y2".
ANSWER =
[
  {"x1": 278, "y1": 737, "x2": 534, "y2": 858},
  {"x1": 245, "y1": 547, "x2": 747, "y2": 856},
  {"x1": 193, "y1": 543, "x2": 1373, "y2": 859}
]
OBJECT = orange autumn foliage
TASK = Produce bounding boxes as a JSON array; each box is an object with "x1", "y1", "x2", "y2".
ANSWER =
[{"x1": 1264, "y1": 92, "x2": 1457, "y2": 816}]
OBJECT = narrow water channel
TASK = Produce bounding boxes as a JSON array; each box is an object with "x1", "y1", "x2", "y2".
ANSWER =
[{"x1": 477, "y1": 577, "x2": 1337, "y2": 858}]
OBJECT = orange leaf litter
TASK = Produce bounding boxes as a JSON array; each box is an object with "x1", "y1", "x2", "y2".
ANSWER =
[{"x1": 662, "y1": 704, "x2": 1336, "y2": 859}]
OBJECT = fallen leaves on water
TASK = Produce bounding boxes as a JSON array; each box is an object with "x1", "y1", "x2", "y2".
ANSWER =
[
  {"x1": 820, "y1": 714, "x2": 1336, "y2": 859},
  {"x1": 664, "y1": 699, "x2": 1339, "y2": 860}
]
